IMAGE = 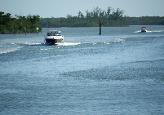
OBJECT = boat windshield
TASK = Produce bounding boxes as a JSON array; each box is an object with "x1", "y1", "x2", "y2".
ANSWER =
[{"x1": 47, "y1": 31, "x2": 61, "y2": 36}]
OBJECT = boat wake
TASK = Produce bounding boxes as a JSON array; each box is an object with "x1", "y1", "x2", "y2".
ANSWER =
[
  {"x1": 151, "y1": 30, "x2": 164, "y2": 33},
  {"x1": 24, "y1": 42, "x2": 43, "y2": 46},
  {"x1": 56, "y1": 42, "x2": 81, "y2": 46},
  {"x1": 134, "y1": 30, "x2": 164, "y2": 34},
  {"x1": 134, "y1": 30, "x2": 152, "y2": 33},
  {"x1": 10, "y1": 41, "x2": 81, "y2": 47},
  {"x1": 11, "y1": 42, "x2": 44, "y2": 46},
  {"x1": 0, "y1": 47, "x2": 21, "y2": 54}
]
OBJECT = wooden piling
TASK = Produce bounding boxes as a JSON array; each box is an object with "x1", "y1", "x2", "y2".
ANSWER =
[{"x1": 99, "y1": 19, "x2": 102, "y2": 35}]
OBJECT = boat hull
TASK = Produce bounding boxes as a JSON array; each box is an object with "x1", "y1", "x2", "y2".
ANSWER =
[
  {"x1": 141, "y1": 27, "x2": 147, "y2": 33},
  {"x1": 141, "y1": 30, "x2": 147, "y2": 32},
  {"x1": 45, "y1": 38, "x2": 63, "y2": 45}
]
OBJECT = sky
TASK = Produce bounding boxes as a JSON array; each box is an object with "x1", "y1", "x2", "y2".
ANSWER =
[{"x1": 0, "y1": 0, "x2": 164, "y2": 17}]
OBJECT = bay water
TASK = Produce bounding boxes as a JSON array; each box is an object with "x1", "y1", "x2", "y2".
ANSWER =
[{"x1": 0, "y1": 25, "x2": 164, "y2": 115}]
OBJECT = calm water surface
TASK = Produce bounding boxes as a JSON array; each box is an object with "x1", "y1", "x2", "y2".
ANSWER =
[{"x1": 0, "y1": 25, "x2": 164, "y2": 115}]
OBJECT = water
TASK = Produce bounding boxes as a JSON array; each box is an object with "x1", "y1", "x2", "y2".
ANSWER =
[{"x1": 0, "y1": 25, "x2": 164, "y2": 115}]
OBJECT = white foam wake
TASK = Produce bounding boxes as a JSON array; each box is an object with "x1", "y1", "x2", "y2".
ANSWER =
[
  {"x1": 11, "y1": 42, "x2": 43, "y2": 46},
  {"x1": 56, "y1": 42, "x2": 81, "y2": 46},
  {"x1": 23, "y1": 42, "x2": 42, "y2": 46},
  {"x1": 134, "y1": 30, "x2": 164, "y2": 34},
  {"x1": 151, "y1": 30, "x2": 164, "y2": 33},
  {"x1": 134, "y1": 30, "x2": 152, "y2": 33},
  {"x1": 0, "y1": 47, "x2": 21, "y2": 54}
]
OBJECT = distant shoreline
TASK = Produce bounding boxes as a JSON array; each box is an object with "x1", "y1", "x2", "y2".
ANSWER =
[
  {"x1": 41, "y1": 16, "x2": 164, "y2": 28},
  {"x1": 1, "y1": 6, "x2": 164, "y2": 34}
]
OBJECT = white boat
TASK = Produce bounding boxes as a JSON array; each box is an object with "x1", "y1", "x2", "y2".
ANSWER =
[
  {"x1": 140, "y1": 27, "x2": 148, "y2": 32},
  {"x1": 45, "y1": 30, "x2": 64, "y2": 45}
]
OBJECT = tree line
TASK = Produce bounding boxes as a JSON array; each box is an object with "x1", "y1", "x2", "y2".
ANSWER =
[
  {"x1": 1, "y1": 7, "x2": 164, "y2": 34},
  {"x1": 41, "y1": 6, "x2": 164, "y2": 28},
  {"x1": 125, "y1": 16, "x2": 164, "y2": 25},
  {"x1": 41, "y1": 7, "x2": 127, "y2": 27},
  {"x1": 0, "y1": 11, "x2": 41, "y2": 34}
]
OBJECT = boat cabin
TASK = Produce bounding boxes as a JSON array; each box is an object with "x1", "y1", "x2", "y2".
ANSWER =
[{"x1": 47, "y1": 30, "x2": 61, "y2": 36}]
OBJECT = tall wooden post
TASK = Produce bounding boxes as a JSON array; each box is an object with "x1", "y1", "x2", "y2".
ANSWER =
[{"x1": 99, "y1": 19, "x2": 102, "y2": 35}]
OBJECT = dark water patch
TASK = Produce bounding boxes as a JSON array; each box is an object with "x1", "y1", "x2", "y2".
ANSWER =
[
  {"x1": 125, "y1": 35, "x2": 164, "y2": 47},
  {"x1": 62, "y1": 59, "x2": 164, "y2": 82}
]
